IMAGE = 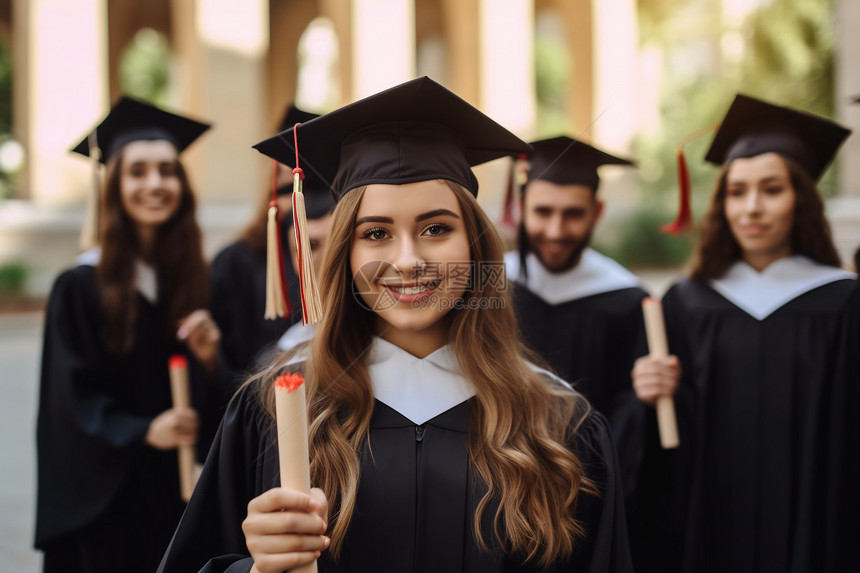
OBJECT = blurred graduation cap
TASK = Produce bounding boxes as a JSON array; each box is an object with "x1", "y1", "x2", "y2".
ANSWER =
[
  {"x1": 71, "y1": 96, "x2": 211, "y2": 165},
  {"x1": 253, "y1": 76, "x2": 531, "y2": 324},
  {"x1": 254, "y1": 76, "x2": 532, "y2": 200},
  {"x1": 525, "y1": 136, "x2": 635, "y2": 192},
  {"x1": 70, "y1": 96, "x2": 211, "y2": 251},
  {"x1": 662, "y1": 94, "x2": 852, "y2": 236},
  {"x1": 704, "y1": 94, "x2": 851, "y2": 181}
]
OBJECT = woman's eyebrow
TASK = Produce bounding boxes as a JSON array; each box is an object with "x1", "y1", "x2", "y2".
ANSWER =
[
  {"x1": 415, "y1": 209, "x2": 460, "y2": 222},
  {"x1": 355, "y1": 215, "x2": 394, "y2": 226}
]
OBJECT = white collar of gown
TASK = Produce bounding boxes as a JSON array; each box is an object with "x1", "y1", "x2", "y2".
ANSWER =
[
  {"x1": 504, "y1": 248, "x2": 640, "y2": 305},
  {"x1": 281, "y1": 336, "x2": 572, "y2": 424},
  {"x1": 709, "y1": 255, "x2": 855, "y2": 320}
]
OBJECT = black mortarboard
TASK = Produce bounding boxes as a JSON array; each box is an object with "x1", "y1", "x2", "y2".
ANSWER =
[
  {"x1": 277, "y1": 104, "x2": 320, "y2": 134},
  {"x1": 704, "y1": 94, "x2": 851, "y2": 181},
  {"x1": 71, "y1": 96, "x2": 211, "y2": 164},
  {"x1": 525, "y1": 136, "x2": 635, "y2": 191},
  {"x1": 252, "y1": 76, "x2": 532, "y2": 199}
]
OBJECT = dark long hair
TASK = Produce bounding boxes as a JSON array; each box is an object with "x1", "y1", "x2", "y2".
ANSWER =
[
  {"x1": 690, "y1": 155, "x2": 841, "y2": 281},
  {"x1": 97, "y1": 147, "x2": 209, "y2": 354}
]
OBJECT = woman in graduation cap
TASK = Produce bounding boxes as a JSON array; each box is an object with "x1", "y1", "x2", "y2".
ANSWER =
[
  {"x1": 35, "y1": 97, "x2": 224, "y2": 573},
  {"x1": 210, "y1": 104, "x2": 333, "y2": 390},
  {"x1": 630, "y1": 95, "x2": 858, "y2": 573},
  {"x1": 158, "y1": 77, "x2": 634, "y2": 573}
]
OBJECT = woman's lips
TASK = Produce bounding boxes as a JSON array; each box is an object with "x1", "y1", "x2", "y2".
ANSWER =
[{"x1": 379, "y1": 279, "x2": 442, "y2": 303}]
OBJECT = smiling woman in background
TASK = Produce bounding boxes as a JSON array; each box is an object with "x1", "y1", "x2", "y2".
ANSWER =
[
  {"x1": 34, "y1": 97, "x2": 223, "y2": 573},
  {"x1": 631, "y1": 95, "x2": 858, "y2": 573}
]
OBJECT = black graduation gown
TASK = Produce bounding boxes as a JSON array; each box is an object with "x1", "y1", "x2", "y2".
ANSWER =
[
  {"x1": 158, "y1": 378, "x2": 634, "y2": 573},
  {"x1": 210, "y1": 239, "x2": 302, "y2": 390},
  {"x1": 633, "y1": 277, "x2": 859, "y2": 573},
  {"x1": 510, "y1": 284, "x2": 650, "y2": 514},
  {"x1": 34, "y1": 265, "x2": 220, "y2": 573}
]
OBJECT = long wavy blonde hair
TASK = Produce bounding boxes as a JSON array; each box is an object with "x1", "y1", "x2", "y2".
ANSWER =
[{"x1": 254, "y1": 180, "x2": 596, "y2": 567}]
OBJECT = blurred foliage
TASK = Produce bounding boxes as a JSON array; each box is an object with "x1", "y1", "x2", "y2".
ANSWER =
[
  {"x1": 0, "y1": 262, "x2": 26, "y2": 294},
  {"x1": 594, "y1": 206, "x2": 696, "y2": 269},
  {"x1": 0, "y1": 37, "x2": 12, "y2": 134},
  {"x1": 535, "y1": 30, "x2": 571, "y2": 136},
  {"x1": 620, "y1": 0, "x2": 839, "y2": 268},
  {"x1": 532, "y1": 0, "x2": 838, "y2": 268},
  {"x1": 0, "y1": 36, "x2": 16, "y2": 199},
  {"x1": 119, "y1": 28, "x2": 170, "y2": 107}
]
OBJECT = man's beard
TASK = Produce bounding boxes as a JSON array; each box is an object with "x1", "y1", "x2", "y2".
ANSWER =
[{"x1": 531, "y1": 232, "x2": 592, "y2": 274}]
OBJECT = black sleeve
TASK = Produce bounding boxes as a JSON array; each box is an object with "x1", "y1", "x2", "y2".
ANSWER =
[
  {"x1": 629, "y1": 282, "x2": 696, "y2": 573},
  {"x1": 35, "y1": 268, "x2": 152, "y2": 547},
  {"x1": 210, "y1": 245, "x2": 257, "y2": 395},
  {"x1": 570, "y1": 410, "x2": 636, "y2": 573}
]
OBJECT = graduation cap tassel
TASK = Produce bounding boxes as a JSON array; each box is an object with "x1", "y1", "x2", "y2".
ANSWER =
[
  {"x1": 79, "y1": 131, "x2": 101, "y2": 250},
  {"x1": 500, "y1": 154, "x2": 527, "y2": 230},
  {"x1": 660, "y1": 124, "x2": 720, "y2": 236},
  {"x1": 290, "y1": 124, "x2": 323, "y2": 325},
  {"x1": 264, "y1": 160, "x2": 291, "y2": 319},
  {"x1": 659, "y1": 148, "x2": 692, "y2": 236}
]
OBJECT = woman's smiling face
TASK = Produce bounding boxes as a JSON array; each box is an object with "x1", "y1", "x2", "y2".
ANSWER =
[{"x1": 350, "y1": 180, "x2": 472, "y2": 341}]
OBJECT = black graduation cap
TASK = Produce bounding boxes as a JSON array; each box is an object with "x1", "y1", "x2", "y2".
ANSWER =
[
  {"x1": 704, "y1": 94, "x2": 851, "y2": 181},
  {"x1": 71, "y1": 96, "x2": 211, "y2": 164},
  {"x1": 526, "y1": 136, "x2": 635, "y2": 191},
  {"x1": 252, "y1": 76, "x2": 532, "y2": 199},
  {"x1": 277, "y1": 104, "x2": 320, "y2": 134},
  {"x1": 295, "y1": 181, "x2": 334, "y2": 221}
]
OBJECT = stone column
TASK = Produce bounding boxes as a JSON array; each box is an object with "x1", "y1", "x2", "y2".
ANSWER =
[
  {"x1": 829, "y1": 0, "x2": 860, "y2": 268},
  {"x1": 476, "y1": 0, "x2": 535, "y2": 218},
  {"x1": 26, "y1": 0, "x2": 107, "y2": 205},
  {"x1": 350, "y1": 0, "x2": 415, "y2": 99}
]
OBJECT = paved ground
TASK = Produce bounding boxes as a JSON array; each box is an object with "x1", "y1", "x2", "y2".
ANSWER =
[{"x1": 0, "y1": 311, "x2": 43, "y2": 572}]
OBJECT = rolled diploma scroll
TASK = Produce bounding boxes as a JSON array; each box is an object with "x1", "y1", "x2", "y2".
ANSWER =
[
  {"x1": 168, "y1": 355, "x2": 196, "y2": 501},
  {"x1": 275, "y1": 373, "x2": 317, "y2": 573},
  {"x1": 641, "y1": 298, "x2": 681, "y2": 449}
]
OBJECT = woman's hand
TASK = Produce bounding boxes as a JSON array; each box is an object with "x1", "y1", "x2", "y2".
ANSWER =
[
  {"x1": 177, "y1": 309, "x2": 221, "y2": 377},
  {"x1": 632, "y1": 355, "x2": 681, "y2": 406},
  {"x1": 244, "y1": 487, "x2": 330, "y2": 573},
  {"x1": 145, "y1": 407, "x2": 198, "y2": 450}
]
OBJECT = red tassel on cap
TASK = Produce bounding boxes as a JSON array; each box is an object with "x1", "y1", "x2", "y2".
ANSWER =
[
  {"x1": 660, "y1": 123, "x2": 720, "y2": 236},
  {"x1": 501, "y1": 154, "x2": 527, "y2": 231},
  {"x1": 659, "y1": 148, "x2": 693, "y2": 236}
]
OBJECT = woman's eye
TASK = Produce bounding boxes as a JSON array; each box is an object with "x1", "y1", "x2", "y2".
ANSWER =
[
  {"x1": 764, "y1": 185, "x2": 783, "y2": 195},
  {"x1": 727, "y1": 187, "x2": 745, "y2": 197},
  {"x1": 423, "y1": 223, "x2": 453, "y2": 236},
  {"x1": 360, "y1": 228, "x2": 388, "y2": 241},
  {"x1": 160, "y1": 163, "x2": 178, "y2": 177}
]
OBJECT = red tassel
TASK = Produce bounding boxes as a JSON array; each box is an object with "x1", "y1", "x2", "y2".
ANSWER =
[
  {"x1": 659, "y1": 148, "x2": 693, "y2": 236},
  {"x1": 500, "y1": 154, "x2": 527, "y2": 231},
  {"x1": 659, "y1": 123, "x2": 720, "y2": 237}
]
